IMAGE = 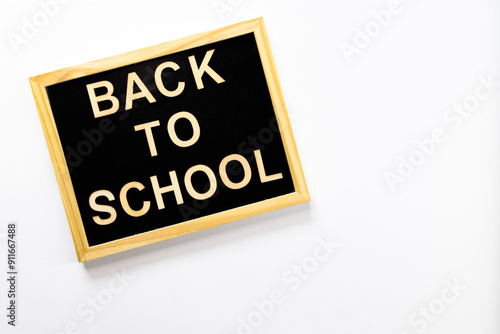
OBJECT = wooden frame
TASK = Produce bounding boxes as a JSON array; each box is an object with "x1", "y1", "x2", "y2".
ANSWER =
[{"x1": 29, "y1": 17, "x2": 309, "y2": 262}]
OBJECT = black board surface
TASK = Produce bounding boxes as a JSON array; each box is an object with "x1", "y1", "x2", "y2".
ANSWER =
[{"x1": 45, "y1": 32, "x2": 295, "y2": 246}]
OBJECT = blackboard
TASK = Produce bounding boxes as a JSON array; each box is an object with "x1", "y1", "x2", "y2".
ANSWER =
[{"x1": 29, "y1": 18, "x2": 309, "y2": 262}]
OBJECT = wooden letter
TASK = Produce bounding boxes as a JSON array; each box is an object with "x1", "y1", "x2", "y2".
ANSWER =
[
  {"x1": 89, "y1": 190, "x2": 117, "y2": 225},
  {"x1": 219, "y1": 154, "x2": 252, "y2": 189},
  {"x1": 134, "y1": 120, "x2": 161, "y2": 157},
  {"x1": 254, "y1": 149, "x2": 283, "y2": 183},
  {"x1": 184, "y1": 165, "x2": 217, "y2": 200},
  {"x1": 155, "y1": 61, "x2": 185, "y2": 97},
  {"x1": 119, "y1": 181, "x2": 151, "y2": 217},
  {"x1": 150, "y1": 172, "x2": 184, "y2": 210},
  {"x1": 167, "y1": 111, "x2": 200, "y2": 147},
  {"x1": 188, "y1": 49, "x2": 225, "y2": 89},
  {"x1": 125, "y1": 72, "x2": 156, "y2": 110},
  {"x1": 87, "y1": 81, "x2": 120, "y2": 118}
]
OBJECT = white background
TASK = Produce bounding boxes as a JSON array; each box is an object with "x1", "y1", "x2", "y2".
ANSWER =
[{"x1": 1, "y1": 0, "x2": 500, "y2": 333}]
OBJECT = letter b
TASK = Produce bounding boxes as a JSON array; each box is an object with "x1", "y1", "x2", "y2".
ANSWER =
[
  {"x1": 371, "y1": 9, "x2": 392, "y2": 27},
  {"x1": 87, "y1": 81, "x2": 120, "y2": 118},
  {"x1": 39, "y1": 0, "x2": 60, "y2": 17},
  {"x1": 83, "y1": 128, "x2": 103, "y2": 146},
  {"x1": 254, "y1": 298, "x2": 274, "y2": 317},
  {"x1": 414, "y1": 137, "x2": 435, "y2": 157},
  {"x1": 236, "y1": 316, "x2": 253, "y2": 334}
]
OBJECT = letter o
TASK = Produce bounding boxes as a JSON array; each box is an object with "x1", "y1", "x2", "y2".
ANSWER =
[
  {"x1": 302, "y1": 257, "x2": 319, "y2": 273},
  {"x1": 219, "y1": 154, "x2": 252, "y2": 190},
  {"x1": 464, "y1": 96, "x2": 479, "y2": 112},
  {"x1": 409, "y1": 150, "x2": 425, "y2": 166},
  {"x1": 247, "y1": 311, "x2": 264, "y2": 328},
  {"x1": 429, "y1": 299, "x2": 445, "y2": 315},
  {"x1": 77, "y1": 140, "x2": 92, "y2": 156},
  {"x1": 167, "y1": 111, "x2": 200, "y2": 147},
  {"x1": 269, "y1": 117, "x2": 280, "y2": 132},
  {"x1": 365, "y1": 21, "x2": 381, "y2": 37},
  {"x1": 258, "y1": 128, "x2": 274, "y2": 144},
  {"x1": 33, "y1": 12, "x2": 49, "y2": 27},
  {"x1": 184, "y1": 165, "x2": 217, "y2": 200},
  {"x1": 97, "y1": 289, "x2": 114, "y2": 305}
]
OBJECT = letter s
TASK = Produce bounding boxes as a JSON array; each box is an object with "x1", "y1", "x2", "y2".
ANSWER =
[
  {"x1": 409, "y1": 311, "x2": 427, "y2": 333},
  {"x1": 76, "y1": 302, "x2": 95, "y2": 323}
]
